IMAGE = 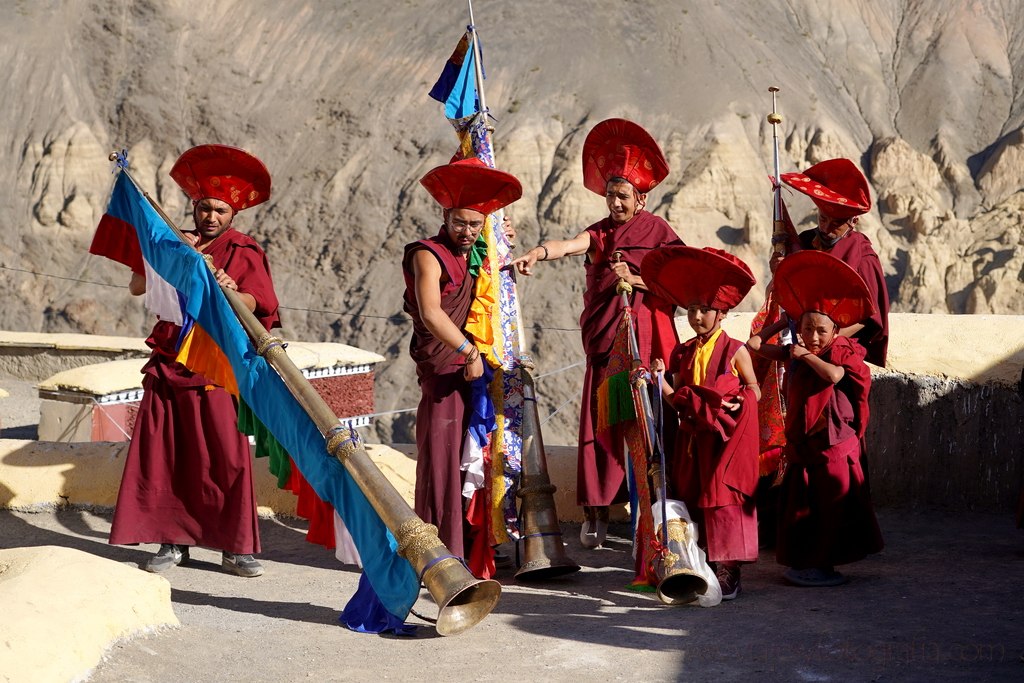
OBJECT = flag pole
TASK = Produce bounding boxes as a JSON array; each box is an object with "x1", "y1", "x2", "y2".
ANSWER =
[
  {"x1": 109, "y1": 154, "x2": 501, "y2": 635},
  {"x1": 467, "y1": 0, "x2": 526, "y2": 357},
  {"x1": 467, "y1": 0, "x2": 488, "y2": 119}
]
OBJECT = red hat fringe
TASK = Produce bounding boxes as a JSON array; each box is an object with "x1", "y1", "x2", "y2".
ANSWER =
[{"x1": 170, "y1": 144, "x2": 271, "y2": 212}]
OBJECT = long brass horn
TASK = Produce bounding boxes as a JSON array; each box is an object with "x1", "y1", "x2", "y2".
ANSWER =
[
  {"x1": 514, "y1": 362, "x2": 581, "y2": 581},
  {"x1": 252, "y1": 331, "x2": 501, "y2": 636},
  {"x1": 649, "y1": 463, "x2": 709, "y2": 605},
  {"x1": 120, "y1": 158, "x2": 500, "y2": 636}
]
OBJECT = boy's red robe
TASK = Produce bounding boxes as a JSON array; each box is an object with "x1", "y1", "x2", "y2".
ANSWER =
[
  {"x1": 667, "y1": 333, "x2": 760, "y2": 507},
  {"x1": 777, "y1": 336, "x2": 883, "y2": 569},
  {"x1": 667, "y1": 332, "x2": 759, "y2": 561}
]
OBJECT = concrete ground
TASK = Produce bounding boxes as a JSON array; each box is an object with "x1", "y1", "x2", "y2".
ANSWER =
[
  {"x1": 1, "y1": 505, "x2": 1022, "y2": 683},
  {"x1": 2, "y1": 373, "x2": 1024, "y2": 682}
]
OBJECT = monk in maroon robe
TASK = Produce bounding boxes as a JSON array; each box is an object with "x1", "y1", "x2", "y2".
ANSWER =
[
  {"x1": 749, "y1": 250, "x2": 884, "y2": 587},
  {"x1": 646, "y1": 246, "x2": 760, "y2": 599},
  {"x1": 109, "y1": 145, "x2": 279, "y2": 578},
  {"x1": 405, "y1": 158, "x2": 522, "y2": 563},
  {"x1": 777, "y1": 334, "x2": 882, "y2": 575},
  {"x1": 782, "y1": 158, "x2": 890, "y2": 367},
  {"x1": 512, "y1": 119, "x2": 682, "y2": 548}
]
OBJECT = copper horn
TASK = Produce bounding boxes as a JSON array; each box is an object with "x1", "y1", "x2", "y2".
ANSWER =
[
  {"x1": 513, "y1": 361, "x2": 581, "y2": 580},
  {"x1": 648, "y1": 462, "x2": 709, "y2": 605},
  {"x1": 264, "y1": 350, "x2": 501, "y2": 636},
  {"x1": 610, "y1": 248, "x2": 705, "y2": 603},
  {"x1": 391, "y1": 514, "x2": 503, "y2": 635}
]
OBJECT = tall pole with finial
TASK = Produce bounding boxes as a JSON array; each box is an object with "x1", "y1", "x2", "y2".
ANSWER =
[{"x1": 767, "y1": 86, "x2": 786, "y2": 258}]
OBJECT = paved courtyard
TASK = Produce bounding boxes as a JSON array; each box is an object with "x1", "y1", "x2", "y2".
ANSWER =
[{"x1": 1, "y1": 505, "x2": 1021, "y2": 682}]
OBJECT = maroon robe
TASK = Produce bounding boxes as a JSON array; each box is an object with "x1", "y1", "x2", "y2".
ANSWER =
[
  {"x1": 667, "y1": 332, "x2": 759, "y2": 562},
  {"x1": 797, "y1": 229, "x2": 889, "y2": 366},
  {"x1": 776, "y1": 336, "x2": 884, "y2": 569},
  {"x1": 403, "y1": 228, "x2": 474, "y2": 558},
  {"x1": 578, "y1": 211, "x2": 682, "y2": 506},
  {"x1": 109, "y1": 228, "x2": 280, "y2": 555}
]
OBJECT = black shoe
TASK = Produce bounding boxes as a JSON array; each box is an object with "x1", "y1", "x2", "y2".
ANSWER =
[
  {"x1": 222, "y1": 552, "x2": 264, "y2": 577},
  {"x1": 782, "y1": 567, "x2": 847, "y2": 587},
  {"x1": 145, "y1": 544, "x2": 189, "y2": 573}
]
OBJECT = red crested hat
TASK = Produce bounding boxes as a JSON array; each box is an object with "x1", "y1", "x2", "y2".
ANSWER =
[
  {"x1": 582, "y1": 118, "x2": 669, "y2": 196},
  {"x1": 641, "y1": 246, "x2": 756, "y2": 311},
  {"x1": 781, "y1": 158, "x2": 871, "y2": 219},
  {"x1": 419, "y1": 157, "x2": 522, "y2": 215},
  {"x1": 774, "y1": 250, "x2": 876, "y2": 327},
  {"x1": 170, "y1": 144, "x2": 271, "y2": 212}
]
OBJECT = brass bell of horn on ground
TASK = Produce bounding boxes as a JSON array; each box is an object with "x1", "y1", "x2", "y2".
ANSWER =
[
  {"x1": 392, "y1": 517, "x2": 502, "y2": 636},
  {"x1": 649, "y1": 463, "x2": 708, "y2": 605},
  {"x1": 513, "y1": 363, "x2": 581, "y2": 581}
]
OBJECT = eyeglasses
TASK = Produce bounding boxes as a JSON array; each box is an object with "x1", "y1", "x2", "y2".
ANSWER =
[{"x1": 449, "y1": 219, "x2": 485, "y2": 233}]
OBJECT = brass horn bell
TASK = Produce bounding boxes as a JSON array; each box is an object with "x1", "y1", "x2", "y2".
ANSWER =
[
  {"x1": 513, "y1": 365, "x2": 580, "y2": 581},
  {"x1": 652, "y1": 516, "x2": 709, "y2": 605},
  {"x1": 396, "y1": 518, "x2": 502, "y2": 636}
]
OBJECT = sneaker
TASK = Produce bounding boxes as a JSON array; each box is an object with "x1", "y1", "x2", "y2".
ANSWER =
[
  {"x1": 222, "y1": 552, "x2": 264, "y2": 578},
  {"x1": 716, "y1": 563, "x2": 741, "y2": 600},
  {"x1": 145, "y1": 544, "x2": 189, "y2": 573},
  {"x1": 783, "y1": 567, "x2": 847, "y2": 587}
]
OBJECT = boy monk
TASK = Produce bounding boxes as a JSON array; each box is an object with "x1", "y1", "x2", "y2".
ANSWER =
[
  {"x1": 747, "y1": 250, "x2": 884, "y2": 587},
  {"x1": 645, "y1": 246, "x2": 760, "y2": 600}
]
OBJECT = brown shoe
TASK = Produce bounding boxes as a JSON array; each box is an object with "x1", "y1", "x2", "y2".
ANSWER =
[{"x1": 716, "y1": 562, "x2": 741, "y2": 600}]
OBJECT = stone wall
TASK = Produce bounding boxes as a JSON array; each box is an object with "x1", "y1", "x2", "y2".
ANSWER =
[{"x1": 867, "y1": 372, "x2": 1023, "y2": 513}]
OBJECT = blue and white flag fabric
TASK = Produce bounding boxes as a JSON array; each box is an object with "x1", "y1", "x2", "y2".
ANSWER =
[{"x1": 99, "y1": 171, "x2": 420, "y2": 631}]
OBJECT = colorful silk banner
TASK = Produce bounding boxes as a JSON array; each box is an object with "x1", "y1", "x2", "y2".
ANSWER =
[
  {"x1": 96, "y1": 171, "x2": 419, "y2": 627},
  {"x1": 431, "y1": 27, "x2": 525, "y2": 570}
]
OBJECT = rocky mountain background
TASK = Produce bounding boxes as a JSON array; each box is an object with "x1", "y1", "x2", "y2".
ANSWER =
[{"x1": 2, "y1": 0, "x2": 1023, "y2": 444}]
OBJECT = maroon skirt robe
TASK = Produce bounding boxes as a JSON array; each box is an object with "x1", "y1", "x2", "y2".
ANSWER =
[
  {"x1": 577, "y1": 211, "x2": 682, "y2": 506},
  {"x1": 403, "y1": 228, "x2": 474, "y2": 558},
  {"x1": 109, "y1": 228, "x2": 280, "y2": 554}
]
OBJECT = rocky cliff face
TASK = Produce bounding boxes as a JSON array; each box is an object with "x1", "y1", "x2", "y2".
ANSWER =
[{"x1": 3, "y1": 0, "x2": 1024, "y2": 444}]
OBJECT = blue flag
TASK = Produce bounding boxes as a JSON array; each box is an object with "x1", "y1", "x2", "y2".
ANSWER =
[
  {"x1": 428, "y1": 31, "x2": 480, "y2": 120},
  {"x1": 104, "y1": 172, "x2": 419, "y2": 626}
]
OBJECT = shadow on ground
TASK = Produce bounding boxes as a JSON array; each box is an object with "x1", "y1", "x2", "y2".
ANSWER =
[{"x1": 2, "y1": 508, "x2": 1023, "y2": 682}]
